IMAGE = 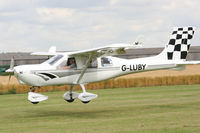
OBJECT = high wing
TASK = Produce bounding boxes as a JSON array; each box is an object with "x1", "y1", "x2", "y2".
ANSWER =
[
  {"x1": 66, "y1": 43, "x2": 141, "y2": 57},
  {"x1": 31, "y1": 43, "x2": 141, "y2": 57}
]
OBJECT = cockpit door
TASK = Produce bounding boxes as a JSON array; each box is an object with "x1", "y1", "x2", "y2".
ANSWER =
[{"x1": 57, "y1": 57, "x2": 77, "y2": 69}]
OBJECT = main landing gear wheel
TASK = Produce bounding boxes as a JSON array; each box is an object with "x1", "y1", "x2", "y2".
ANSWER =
[
  {"x1": 81, "y1": 101, "x2": 90, "y2": 104},
  {"x1": 78, "y1": 84, "x2": 98, "y2": 104},
  {"x1": 66, "y1": 99, "x2": 74, "y2": 103},
  {"x1": 31, "y1": 102, "x2": 39, "y2": 104},
  {"x1": 63, "y1": 84, "x2": 98, "y2": 104},
  {"x1": 65, "y1": 93, "x2": 74, "y2": 103},
  {"x1": 63, "y1": 91, "x2": 79, "y2": 103}
]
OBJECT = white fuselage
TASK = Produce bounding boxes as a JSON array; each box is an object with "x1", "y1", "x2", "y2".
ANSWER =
[{"x1": 13, "y1": 55, "x2": 177, "y2": 87}]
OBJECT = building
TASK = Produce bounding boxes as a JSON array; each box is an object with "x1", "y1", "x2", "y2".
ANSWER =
[{"x1": 0, "y1": 53, "x2": 48, "y2": 66}]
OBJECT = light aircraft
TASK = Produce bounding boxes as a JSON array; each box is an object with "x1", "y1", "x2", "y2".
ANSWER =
[{"x1": 6, "y1": 27, "x2": 200, "y2": 104}]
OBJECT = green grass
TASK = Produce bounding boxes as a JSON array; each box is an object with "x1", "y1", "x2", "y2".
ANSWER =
[
  {"x1": 1, "y1": 85, "x2": 200, "y2": 133},
  {"x1": 0, "y1": 88, "x2": 16, "y2": 95}
]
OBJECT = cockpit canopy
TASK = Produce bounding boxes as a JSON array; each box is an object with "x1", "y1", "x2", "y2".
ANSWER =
[
  {"x1": 44, "y1": 55, "x2": 77, "y2": 69},
  {"x1": 45, "y1": 55, "x2": 63, "y2": 65},
  {"x1": 44, "y1": 55, "x2": 113, "y2": 69}
]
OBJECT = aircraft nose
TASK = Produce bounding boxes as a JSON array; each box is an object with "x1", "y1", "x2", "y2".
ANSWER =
[{"x1": 14, "y1": 66, "x2": 23, "y2": 75}]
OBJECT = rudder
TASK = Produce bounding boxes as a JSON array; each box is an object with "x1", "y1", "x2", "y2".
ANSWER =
[
  {"x1": 167, "y1": 27, "x2": 195, "y2": 60},
  {"x1": 157, "y1": 27, "x2": 195, "y2": 61}
]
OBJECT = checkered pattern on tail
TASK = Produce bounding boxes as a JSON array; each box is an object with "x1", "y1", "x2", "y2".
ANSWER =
[{"x1": 166, "y1": 27, "x2": 195, "y2": 60}]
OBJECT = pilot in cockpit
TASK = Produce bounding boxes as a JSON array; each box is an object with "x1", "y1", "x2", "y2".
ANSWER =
[{"x1": 62, "y1": 58, "x2": 76, "y2": 69}]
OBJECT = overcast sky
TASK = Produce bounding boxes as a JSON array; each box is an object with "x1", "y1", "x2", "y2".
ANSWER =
[{"x1": 0, "y1": 0, "x2": 199, "y2": 52}]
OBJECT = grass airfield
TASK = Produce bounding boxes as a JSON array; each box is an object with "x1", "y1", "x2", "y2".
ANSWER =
[{"x1": 1, "y1": 85, "x2": 200, "y2": 133}]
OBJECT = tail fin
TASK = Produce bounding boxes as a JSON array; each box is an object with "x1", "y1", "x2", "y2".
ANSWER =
[{"x1": 157, "y1": 27, "x2": 195, "y2": 61}]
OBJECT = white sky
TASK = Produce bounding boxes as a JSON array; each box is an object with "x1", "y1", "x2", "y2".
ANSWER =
[{"x1": 0, "y1": 0, "x2": 200, "y2": 52}]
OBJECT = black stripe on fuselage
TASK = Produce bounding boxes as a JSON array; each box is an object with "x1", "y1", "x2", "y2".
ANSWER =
[
  {"x1": 38, "y1": 73, "x2": 57, "y2": 79},
  {"x1": 33, "y1": 67, "x2": 120, "y2": 79}
]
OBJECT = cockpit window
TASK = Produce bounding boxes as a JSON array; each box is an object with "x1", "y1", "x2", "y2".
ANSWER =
[
  {"x1": 45, "y1": 55, "x2": 63, "y2": 65},
  {"x1": 88, "y1": 58, "x2": 98, "y2": 68},
  {"x1": 57, "y1": 57, "x2": 77, "y2": 69},
  {"x1": 66, "y1": 57, "x2": 77, "y2": 69},
  {"x1": 101, "y1": 57, "x2": 113, "y2": 67}
]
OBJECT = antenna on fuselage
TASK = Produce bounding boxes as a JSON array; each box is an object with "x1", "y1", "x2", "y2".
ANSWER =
[{"x1": 134, "y1": 35, "x2": 144, "y2": 46}]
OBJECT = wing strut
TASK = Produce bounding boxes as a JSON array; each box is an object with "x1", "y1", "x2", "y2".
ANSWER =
[{"x1": 75, "y1": 53, "x2": 94, "y2": 84}]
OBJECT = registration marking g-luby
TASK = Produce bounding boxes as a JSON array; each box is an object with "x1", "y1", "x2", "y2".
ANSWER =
[{"x1": 121, "y1": 64, "x2": 146, "y2": 72}]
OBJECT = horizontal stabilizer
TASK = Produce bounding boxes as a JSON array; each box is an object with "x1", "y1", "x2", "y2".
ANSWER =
[{"x1": 176, "y1": 61, "x2": 200, "y2": 65}]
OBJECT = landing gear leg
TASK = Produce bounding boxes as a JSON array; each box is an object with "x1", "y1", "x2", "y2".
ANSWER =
[
  {"x1": 29, "y1": 86, "x2": 39, "y2": 104},
  {"x1": 80, "y1": 84, "x2": 89, "y2": 104},
  {"x1": 80, "y1": 84, "x2": 86, "y2": 93},
  {"x1": 30, "y1": 86, "x2": 35, "y2": 92},
  {"x1": 67, "y1": 85, "x2": 74, "y2": 103}
]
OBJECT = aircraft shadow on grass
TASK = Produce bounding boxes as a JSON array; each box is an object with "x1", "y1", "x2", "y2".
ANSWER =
[
  {"x1": 21, "y1": 103, "x2": 187, "y2": 119},
  {"x1": 22, "y1": 108, "x2": 120, "y2": 119}
]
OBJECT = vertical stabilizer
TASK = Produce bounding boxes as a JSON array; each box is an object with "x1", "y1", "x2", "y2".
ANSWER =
[{"x1": 157, "y1": 27, "x2": 195, "y2": 61}]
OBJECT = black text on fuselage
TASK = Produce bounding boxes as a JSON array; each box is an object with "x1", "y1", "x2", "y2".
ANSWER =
[{"x1": 121, "y1": 64, "x2": 146, "y2": 72}]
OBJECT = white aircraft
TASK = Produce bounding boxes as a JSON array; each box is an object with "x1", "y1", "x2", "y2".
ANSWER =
[{"x1": 6, "y1": 27, "x2": 200, "y2": 104}]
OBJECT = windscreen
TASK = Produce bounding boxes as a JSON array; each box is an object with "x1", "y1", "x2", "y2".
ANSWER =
[{"x1": 45, "y1": 55, "x2": 63, "y2": 65}]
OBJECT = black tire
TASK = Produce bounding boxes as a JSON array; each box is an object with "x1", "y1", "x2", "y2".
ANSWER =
[
  {"x1": 82, "y1": 101, "x2": 90, "y2": 104},
  {"x1": 66, "y1": 99, "x2": 74, "y2": 103},
  {"x1": 32, "y1": 102, "x2": 39, "y2": 104}
]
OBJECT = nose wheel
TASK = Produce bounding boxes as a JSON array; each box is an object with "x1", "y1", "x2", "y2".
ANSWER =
[{"x1": 28, "y1": 86, "x2": 48, "y2": 104}]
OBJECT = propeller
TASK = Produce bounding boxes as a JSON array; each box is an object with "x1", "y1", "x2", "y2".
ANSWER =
[{"x1": 6, "y1": 56, "x2": 15, "y2": 83}]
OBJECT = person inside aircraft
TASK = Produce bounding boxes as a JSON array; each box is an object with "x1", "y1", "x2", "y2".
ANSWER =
[
  {"x1": 101, "y1": 57, "x2": 112, "y2": 67},
  {"x1": 62, "y1": 58, "x2": 77, "y2": 69}
]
